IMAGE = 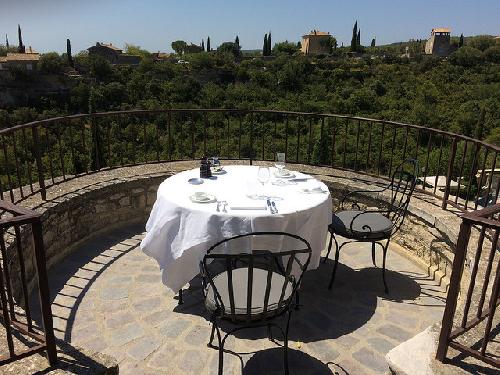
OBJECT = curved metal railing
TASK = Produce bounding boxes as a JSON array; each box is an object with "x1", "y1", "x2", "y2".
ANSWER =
[{"x1": 0, "y1": 109, "x2": 499, "y2": 211}]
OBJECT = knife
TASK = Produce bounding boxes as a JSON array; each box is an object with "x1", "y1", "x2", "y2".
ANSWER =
[{"x1": 266, "y1": 198, "x2": 274, "y2": 213}]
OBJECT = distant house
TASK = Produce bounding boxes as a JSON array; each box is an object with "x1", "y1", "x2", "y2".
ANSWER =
[
  {"x1": 152, "y1": 52, "x2": 175, "y2": 62},
  {"x1": 425, "y1": 28, "x2": 452, "y2": 57},
  {"x1": 301, "y1": 30, "x2": 331, "y2": 55},
  {"x1": 87, "y1": 42, "x2": 141, "y2": 65},
  {"x1": 0, "y1": 47, "x2": 40, "y2": 71}
]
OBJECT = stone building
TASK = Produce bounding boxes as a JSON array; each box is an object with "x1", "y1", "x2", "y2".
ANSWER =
[
  {"x1": 0, "y1": 47, "x2": 40, "y2": 71},
  {"x1": 301, "y1": 30, "x2": 331, "y2": 55},
  {"x1": 87, "y1": 42, "x2": 141, "y2": 65},
  {"x1": 425, "y1": 28, "x2": 452, "y2": 56}
]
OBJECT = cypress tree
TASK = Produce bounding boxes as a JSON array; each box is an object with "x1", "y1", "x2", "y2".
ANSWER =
[
  {"x1": 207, "y1": 36, "x2": 211, "y2": 52},
  {"x1": 350, "y1": 21, "x2": 358, "y2": 52},
  {"x1": 371, "y1": 38, "x2": 376, "y2": 47},
  {"x1": 5, "y1": 34, "x2": 9, "y2": 48},
  {"x1": 357, "y1": 29, "x2": 361, "y2": 49},
  {"x1": 235, "y1": 35, "x2": 239, "y2": 48},
  {"x1": 459, "y1": 33, "x2": 464, "y2": 47},
  {"x1": 263, "y1": 33, "x2": 268, "y2": 56},
  {"x1": 17, "y1": 24, "x2": 25, "y2": 53},
  {"x1": 267, "y1": 31, "x2": 272, "y2": 55},
  {"x1": 67, "y1": 38, "x2": 74, "y2": 67},
  {"x1": 201, "y1": 39, "x2": 205, "y2": 51}
]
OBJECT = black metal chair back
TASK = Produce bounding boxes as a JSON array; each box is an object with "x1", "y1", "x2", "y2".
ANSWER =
[
  {"x1": 385, "y1": 159, "x2": 418, "y2": 233},
  {"x1": 200, "y1": 232, "x2": 311, "y2": 324}
]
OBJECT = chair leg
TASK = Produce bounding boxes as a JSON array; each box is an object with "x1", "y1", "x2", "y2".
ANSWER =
[
  {"x1": 178, "y1": 289, "x2": 183, "y2": 305},
  {"x1": 295, "y1": 291, "x2": 300, "y2": 311},
  {"x1": 214, "y1": 322, "x2": 224, "y2": 375},
  {"x1": 208, "y1": 320, "x2": 216, "y2": 347},
  {"x1": 283, "y1": 310, "x2": 292, "y2": 375},
  {"x1": 371, "y1": 242, "x2": 377, "y2": 267},
  {"x1": 324, "y1": 231, "x2": 333, "y2": 263},
  {"x1": 382, "y1": 240, "x2": 390, "y2": 294},
  {"x1": 328, "y1": 237, "x2": 340, "y2": 290},
  {"x1": 267, "y1": 324, "x2": 273, "y2": 341}
]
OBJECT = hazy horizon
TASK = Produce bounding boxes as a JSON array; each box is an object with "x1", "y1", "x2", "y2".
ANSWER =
[{"x1": 1, "y1": 0, "x2": 499, "y2": 54}]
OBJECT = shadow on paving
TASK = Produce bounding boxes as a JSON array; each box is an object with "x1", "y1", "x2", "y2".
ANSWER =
[
  {"x1": 175, "y1": 257, "x2": 422, "y2": 343},
  {"x1": 29, "y1": 223, "x2": 144, "y2": 343}
]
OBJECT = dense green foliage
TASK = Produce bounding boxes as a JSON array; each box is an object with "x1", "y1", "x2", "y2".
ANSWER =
[{"x1": 0, "y1": 37, "x2": 499, "y2": 146}]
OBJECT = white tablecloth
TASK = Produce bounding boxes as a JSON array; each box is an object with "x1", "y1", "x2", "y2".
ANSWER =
[{"x1": 140, "y1": 165, "x2": 332, "y2": 291}]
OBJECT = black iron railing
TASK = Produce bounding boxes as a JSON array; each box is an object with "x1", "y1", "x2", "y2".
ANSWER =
[
  {"x1": 0, "y1": 109, "x2": 498, "y2": 211},
  {"x1": 0, "y1": 200, "x2": 57, "y2": 366},
  {"x1": 436, "y1": 203, "x2": 499, "y2": 368}
]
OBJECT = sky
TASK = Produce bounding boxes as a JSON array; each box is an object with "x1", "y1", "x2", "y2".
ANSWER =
[{"x1": 1, "y1": 0, "x2": 499, "y2": 54}]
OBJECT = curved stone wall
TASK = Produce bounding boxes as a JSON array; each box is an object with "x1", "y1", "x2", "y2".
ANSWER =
[{"x1": 8, "y1": 162, "x2": 460, "y2": 303}]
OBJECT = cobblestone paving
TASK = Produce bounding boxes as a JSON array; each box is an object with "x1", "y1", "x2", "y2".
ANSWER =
[{"x1": 32, "y1": 223, "x2": 447, "y2": 374}]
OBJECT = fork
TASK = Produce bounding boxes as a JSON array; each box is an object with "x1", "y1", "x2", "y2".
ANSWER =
[{"x1": 271, "y1": 201, "x2": 278, "y2": 214}]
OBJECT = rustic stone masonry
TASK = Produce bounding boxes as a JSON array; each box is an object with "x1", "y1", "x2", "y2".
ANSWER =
[{"x1": 5, "y1": 161, "x2": 464, "y2": 307}]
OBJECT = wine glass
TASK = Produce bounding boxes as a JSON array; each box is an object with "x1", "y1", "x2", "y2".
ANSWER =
[
  {"x1": 275, "y1": 153, "x2": 286, "y2": 175},
  {"x1": 257, "y1": 166, "x2": 270, "y2": 187}
]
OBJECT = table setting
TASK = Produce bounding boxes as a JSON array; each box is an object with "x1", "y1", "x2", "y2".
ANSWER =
[{"x1": 140, "y1": 154, "x2": 332, "y2": 291}]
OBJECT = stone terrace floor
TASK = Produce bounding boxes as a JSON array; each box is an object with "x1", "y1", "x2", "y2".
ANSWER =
[{"x1": 31, "y1": 223, "x2": 447, "y2": 375}]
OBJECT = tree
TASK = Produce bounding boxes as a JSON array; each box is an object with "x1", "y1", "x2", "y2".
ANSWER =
[
  {"x1": 201, "y1": 39, "x2": 205, "y2": 51},
  {"x1": 484, "y1": 45, "x2": 500, "y2": 63},
  {"x1": 17, "y1": 24, "x2": 25, "y2": 53},
  {"x1": 468, "y1": 35, "x2": 495, "y2": 52},
  {"x1": 350, "y1": 21, "x2": 358, "y2": 52},
  {"x1": 371, "y1": 38, "x2": 376, "y2": 47},
  {"x1": 207, "y1": 36, "x2": 211, "y2": 52},
  {"x1": 235, "y1": 35, "x2": 240, "y2": 48},
  {"x1": 459, "y1": 33, "x2": 464, "y2": 47},
  {"x1": 273, "y1": 41, "x2": 299, "y2": 55},
  {"x1": 263, "y1": 33, "x2": 268, "y2": 56},
  {"x1": 67, "y1": 39, "x2": 74, "y2": 67},
  {"x1": 125, "y1": 43, "x2": 150, "y2": 58},
  {"x1": 39, "y1": 52, "x2": 64, "y2": 74},
  {"x1": 217, "y1": 42, "x2": 241, "y2": 57},
  {"x1": 5, "y1": 34, "x2": 9, "y2": 48},
  {"x1": 357, "y1": 29, "x2": 361, "y2": 49},
  {"x1": 268, "y1": 31, "x2": 272, "y2": 55},
  {"x1": 171, "y1": 40, "x2": 187, "y2": 55},
  {"x1": 449, "y1": 46, "x2": 483, "y2": 67}
]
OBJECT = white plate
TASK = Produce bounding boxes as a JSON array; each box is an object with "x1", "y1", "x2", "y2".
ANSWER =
[
  {"x1": 272, "y1": 179, "x2": 297, "y2": 186},
  {"x1": 189, "y1": 193, "x2": 217, "y2": 203},
  {"x1": 211, "y1": 168, "x2": 226, "y2": 175},
  {"x1": 274, "y1": 171, "x2": 295, "y2": 179},
  {"x1": 188, "y1": 178, "x2": 204, "y2": 185}
]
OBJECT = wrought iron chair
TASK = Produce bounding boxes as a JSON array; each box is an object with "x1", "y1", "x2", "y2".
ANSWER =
[
  {"x1": 200, "y1": 232, "x2": 312, "y2": 375},
  {"x1": 324, "y1": 159, "x2": 418, "y2": 293}
]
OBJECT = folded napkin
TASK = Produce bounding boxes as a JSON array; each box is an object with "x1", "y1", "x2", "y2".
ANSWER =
[
  {"x1": 301, "y1": 186, "x2": 328, "y2": 194},
  {"x1": 229, "y1": 200, "x2": 268, "y2": 210}
]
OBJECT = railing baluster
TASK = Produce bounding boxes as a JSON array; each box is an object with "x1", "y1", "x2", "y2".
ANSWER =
[
  {"x1": 56, "y1": 122, "x2": 66, "y2": 180},
  {"x1": 402, "y1": 126, "x2": 409, "y2": 162},
  {"x1": 68, "y1": 120, "x2": 77, "y2": 176},
  {"x1": 476, "y1": 230, "x2": 498, "y2": 316},
  {"x1": 307, "y1": 116, "x2": 313, "y2": 165},
  {"x1": 0, "y1": 231, "x2": 15, "y2": 356},
  {"x1": 388, "y1": 126, "x2": 397, "y2": 177},
  {"x1": 0, "y1": 229, "x2": 16, "y2": 320},
  {"x1": 455, "y1": 141, "x2": 468, "y2": 204},
  {"x1": 354, "y1": 120, "x2": 360, "y2": 170},
  {"x1": 168, "y1": 112, "x2": 172, "y2": 161},
  {"x1": 21, "y1": 128, "x2": 34, "y2": 193},
  {"x1": 483, "y1": 153, "x2": 497, "y2": 206},
  {"x1": 10, "y1": 132, "x2": 24, "y2": 199},
  {"x1": 106, "y1": 119, "x2": 112, "y2": 166},
  {"x1": 238, "y1": 115, "x2": 242, "y2": 160},
  {"x1": 284, "y1": 115, "x2": 289, "y2": 159},
  {"x1": 250, "y1": 113, "x2": 254, "y2": 164},
  {"x1": 2, "y1": 135, "x2": 15, "y2": 202},
  {"x1": 442, "y1": 137, "x2": 458, "y2": 210},
  {"x1": 296, "y1": 116, "x2": 301, "y2": 163},
  {"x1": 81, "y1": 121, "x2": 88, "y2": 174},
  {"x1": 480, "y1": 252, "x2": 500, "y2": 356},
  {"x1": 331, "y1": 117, "x2": 336, "y2": 167},
  {"x1": 226, "y1": 115, "x2": 231, "y2": 159},
  {"x1": 464, "y1": 143, "x2": 480, "y2": 210},
  {"x1": 377, "y1": 122, "x2": 385, "y2": 176},
  {"x1": 13, "y1": 225, "x2": 32, "y2": 331},
  {"x1": 461, "y1": 226, "x2": 486, "y2": 327},
  {"x1": 203, "y1": 112, "x2": 208, "y2": 156},
  {"x1": 31, "y1": 126, "x2": 46, "y2": 199},
  {"x1": 422, "y1": 132, "x2": 432, "y2": 191},
  {"x1": 475, "y1": 148, "x2": 489, "y2": 210},
  {"x1": 434, "y1": 135, "x2": 444, "y2": 195},
  {"x1": 342, "y1": 118, "x2": 348, "y2": 169},
  {"x1": 366, "y1": 121, "x2": 372, "y2": 172},
  {"x1": 273, "y1": 118, "x2": 277, "y2": 156}
]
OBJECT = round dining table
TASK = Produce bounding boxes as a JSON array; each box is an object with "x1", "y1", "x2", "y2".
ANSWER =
[{"x1": 140, "y1": 165, "x2": 332, "y2": 291}]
